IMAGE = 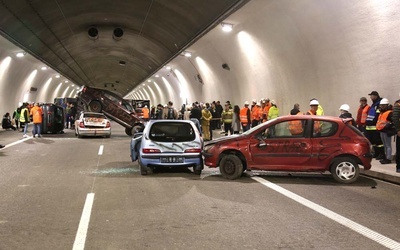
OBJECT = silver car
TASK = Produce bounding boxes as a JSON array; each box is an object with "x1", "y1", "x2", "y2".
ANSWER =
[
  {"x1": 130, "y1": 120, "x2": 203, "y2": 175},
  {"x1": 75, "y1": 112, "x2": 111, "y2": 138}
]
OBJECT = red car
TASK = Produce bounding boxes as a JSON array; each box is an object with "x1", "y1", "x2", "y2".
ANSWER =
[{"x1": 203, "y1": 115, "x2": 373, "y2": 183}]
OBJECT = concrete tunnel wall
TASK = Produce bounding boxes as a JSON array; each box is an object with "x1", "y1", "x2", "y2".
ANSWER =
[{"x1": 1, "y1": 0, "x2": 400, "y2": 118}]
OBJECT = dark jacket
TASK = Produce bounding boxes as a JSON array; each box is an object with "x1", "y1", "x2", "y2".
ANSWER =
[
  {"x1": 392, "y1": 99, "x2": 400, "y2": 133},
  {"x1": 190, "y1": 106, "x2": 202, "y2": 121}
]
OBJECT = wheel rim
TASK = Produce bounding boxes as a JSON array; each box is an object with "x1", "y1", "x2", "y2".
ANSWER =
[
  {"x1": 224, "y1": 159, "x2": 236, "y2": 175},
  {"x1": 335, "y1": 162, "x2": 356, "y2": 180}
]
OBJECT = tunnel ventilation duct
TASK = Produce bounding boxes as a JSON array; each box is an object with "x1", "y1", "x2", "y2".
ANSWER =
[
  {"x1": 222, "y1": 63, "x2": 230, "y2": 70},
  {"x1": 88, "y1": 27, "x2": 99, "y2": 40},
  {"x1": 119, "y1": 60, "x2": 126, "y2": 66},
  {"x1": 113, "y1": 28, "x2": 124, "y2": 41}
]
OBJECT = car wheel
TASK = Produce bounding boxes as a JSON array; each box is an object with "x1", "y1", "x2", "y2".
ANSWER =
[
  {"x1": 139, "y1": 158, "x2": 152, "y2": 175},
  {"x1": 88, "y1": 101, "x2": 102, "y2": 112},
  {"x1": 125, "y1": 127, "x2": 132, "y2": 136},
  {"x1": 330, "y1": 157, "x2": 359, "y2": 184},
  {"x1": 219, "y1": 154, "x2": 243, "y2": 180},
  {"x1": 131, "y1": 124, "x2": 144, "y2": 136}
]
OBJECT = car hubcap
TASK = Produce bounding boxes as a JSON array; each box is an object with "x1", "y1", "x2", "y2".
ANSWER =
[
  {"x1": 225, "y1": 160, "x2": 236, "y2": 175},
  {"x1": 336, "y1": 162, "x2": 355, "y2": 180}
]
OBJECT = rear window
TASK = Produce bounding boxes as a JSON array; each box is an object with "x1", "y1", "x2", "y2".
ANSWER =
[
  {"x1": 84, "y1": 113, "x2": 105, "y2": 119},
  {"x1": 149, "y1": 122, "x2": 196, "y2": 142}
]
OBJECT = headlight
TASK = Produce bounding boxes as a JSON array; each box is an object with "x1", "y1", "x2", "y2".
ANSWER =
[{"x1": 203, "y1": 144, "x2": 215, "y2": 152}]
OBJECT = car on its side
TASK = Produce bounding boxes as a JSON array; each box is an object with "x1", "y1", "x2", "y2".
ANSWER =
[
  {"x1": 203, "y1": 115, "x2": 373, "y2": 183},
  {"x1": 75, "y1": 112, "x2": 111, "y2": 138},
  {"x1": 130, "y1": 120, "x2": 203, "y2": 175}
]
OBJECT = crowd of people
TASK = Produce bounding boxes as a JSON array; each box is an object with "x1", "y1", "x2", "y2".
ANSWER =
[{"x1": 147, "y1": 90, "x2": 399, "y2": 173}]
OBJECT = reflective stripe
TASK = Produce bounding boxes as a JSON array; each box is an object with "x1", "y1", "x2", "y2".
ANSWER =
[{"x1": 366, "y1": 125, "x2": 377, "y2": 130}]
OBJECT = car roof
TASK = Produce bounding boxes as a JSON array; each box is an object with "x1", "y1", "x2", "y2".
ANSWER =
[
  {"x1": 82, "y1": 112, "x2": 105, "y2": 116},
  {"x1": 274, "y1": 115, "x2": 347, "y2": 122}
]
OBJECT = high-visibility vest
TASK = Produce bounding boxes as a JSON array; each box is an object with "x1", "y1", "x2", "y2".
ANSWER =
[
  {"x1": 376, "y1": 110, "x2": 392, "y2": 131},
  {"x1": 306, "y1": 110, "x2": 321, "y2": 133},
  {"x1": 30, "y1": 106, "x2": 43, "y2": 124},
  {"x1": 360, "y1": 105, "x2": 369, "y2": 124},
  {"x1": 19, "y1": 108, "x2": 28, "y2": 123},
  {"x1": 142, "y1": 107, "x2": 149, "y2": 119},
  {"x1": 288, "y1": 112, "x2": 303, "y2": 135},
  {"x1": 251, "y1": 106, "x2": 260, "y2": 121},
  {"x1": 240, "y1": 107, "x2": 249, "y2": 125},
  {"x1": 262, "y1": 105, "x2": 271, "y2": 122}
]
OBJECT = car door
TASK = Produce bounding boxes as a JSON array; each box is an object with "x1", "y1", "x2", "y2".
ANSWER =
[
  {"x1": 130, "y1": 136, "x2": 142, "y2": 161},
  {"x1": 249, "y1": 119, "x2": 313, "y2": 170}
]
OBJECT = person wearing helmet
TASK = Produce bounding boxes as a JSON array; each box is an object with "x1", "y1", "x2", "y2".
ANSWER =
[
  {"x1": 251, "y1": 100, "x2": 261, "y2": 127},
  {"x1": 376, "y1": 98, "x2": 395, "y2": 164},
  {"x1": 310, "y1": 98, "x2": 324, "y2": 116},
  {"x1": 306, "y1": 99, "x2": 319, "y2": 115},
  {"x1": 365, "y1": 91, "x2": 385, "y2": 160},
  {"x1": 356, "y1": 97, "x2": 370, "y2": 133},
  {"x1": 240, "y1": 101, "x2": 251, "y2": 132},
  {"x1": 339, "y1": 104, "x2": 356, "y2": 126},
  {"x1": 392, "y1": 98, "x2": 400, "y2": 172}
]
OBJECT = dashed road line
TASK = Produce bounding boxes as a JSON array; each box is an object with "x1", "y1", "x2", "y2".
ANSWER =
[
  {"x1": 72, "y1": 193, "x2": 95, "y2": 250},
  {"x1": 98, "y1": 145, "x2": 104, "y2": 155},
  {"x1": 0, "y1": 137, "x2": 31, "y2": 150},
  {"x1": 252, "y1": 176, "x2": 400, "y2": 250}
]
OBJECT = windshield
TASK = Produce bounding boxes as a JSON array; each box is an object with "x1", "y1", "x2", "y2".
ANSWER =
[
  {"x1": 242, "y1": 118, "x2": 276, "y2": 135},
  {"x1": 84, "y1": 113, "x2": 105, "y2": 119}
]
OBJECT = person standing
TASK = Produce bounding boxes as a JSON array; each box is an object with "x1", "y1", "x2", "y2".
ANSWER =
[
  {"x1": 163, "y1": 101, "x2": 178, "y2": 119},
  {"x1": 69, "y1": 103, "x2": 77, "y2": 129},
  {"x1": 365, "y1": 91, "x2": 384, "y2": 160},
  {"x1": 268, "y1": 100, "x2": 279, "y2": 120},
  {"x1": 306, "y1": 99, "x2": 321, "y2": 135},
  {"x1": 142, "y1": 105, "x2": 150, "y2": 121},
  {"x1": 356, "y1": 97, "x2": 370, "y2": 132},
  {"x1": 392, "y1": 98, "x2": 400, "y2": 172},
  {"x1": 12, "y1": 107, "x2": 21, "y2": 130},
  {"x1": 251, "y1": 100, "x2": 261, "y2": 127},
  {"x1": 201, "y1": 104, "x2": 212, "y2": 140},
  {"x1": 239, "y1": 101, "x2": 251, "y2": 132},
  {"x1": 19, "y1": 103, "x2": 30, "y2": 138},
  {"x1": 339, "y1": 104, "x2": 356, "y2": 125},
  {"x1": 30, "y1": 103, "x2": 43, "y2": 138},
  {"x1": 376, "y1": 98, "x2": 394, "y2": 164},
  {"x1": 221, "y1": 103, "x2": 233, "y2": 136},
  {"x1": 232, "y1": 105, "x2": 241, "y2": 134},
  {"x1": 215, "y1": 101, "x2": 223, "y2": 129}
]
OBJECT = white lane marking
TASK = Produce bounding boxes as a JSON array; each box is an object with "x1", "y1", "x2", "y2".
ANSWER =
[
  {"x1": 73, "y1": 193, "x2": 95, "y2": 250},
  {"x1": 98, "y1": 145, "x2": 104, "y2": 155},
  {"x1": 0, "y1": 137, "x2": 31, "y2": 150},
  {"x1": 251, "y1": 176, "x2": 400, "y2": 250}
]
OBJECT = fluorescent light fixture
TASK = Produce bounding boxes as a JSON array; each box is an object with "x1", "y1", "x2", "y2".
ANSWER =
[
  {"x1": 142, "y1": 83, "x2": 145, "y2": 86},
  {"x1": 183, "y1": 51, "x2": 192, "y2": 57},
  {"x1": 155, "y1": 74, "x2": 160, "y2": 78},
  {"x1": 16, "y1": 52, "x2": 25, "y2": 57},
  {"x1": 147, "y1": 80, "x2": 151, "y2": 82},
  {"x1": 55, "y1": 74, "x2": 60, "y2": 78},
  {"x1": 166, "y1": 66, "x2": 172, "y2": 70},
  {"x1": 41, "y1": 66, "x2": 47, "y2": 70},
  {"x1": 221, "y1": 23, "x2": 233, "y2": 32},
  {"x1": 65, "y1": 80, "x2": 69, "y2": 83}
]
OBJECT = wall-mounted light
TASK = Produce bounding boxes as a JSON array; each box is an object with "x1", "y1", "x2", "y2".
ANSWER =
[
  {"x1": 41, "y1": 66, "x2": 47, "y2": 70},
  {"x1": 221, "y1": 23, "x2": 233, "y2": 32},
  {"x1": 166, "y1": 66, "x2": 172, "y2": 70},
  {"x1": 147, "y1": 79, "x2": 151, "y2": 82},
  {"x1": 155, "y1": 75, "x2": 160, "y2": 78},
  {"x1": 64, "y1": 80, "x2": 68, "y2": 83},
  {"x1": 16, "y1": 52, "x2": 25, "y2": 57},
  {"x1": 183, "y1": 51, "x2": 192, "y2": 57},
  {"x1": 55, "y1": 74, "x2": 60, "y2": 78}
]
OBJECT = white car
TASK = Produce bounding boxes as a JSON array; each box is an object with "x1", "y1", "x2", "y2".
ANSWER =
[
  {"x1": 75, "y1": 112, "x2": 111, "y2": 138},
  {"x1": 130, "y1": 120, "x2": 203, "y2": 175}
]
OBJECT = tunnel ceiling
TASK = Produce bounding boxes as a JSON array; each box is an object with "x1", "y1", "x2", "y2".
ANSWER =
[{"x1": 0, "y1": 0, "x2": 248, "y2": 96}]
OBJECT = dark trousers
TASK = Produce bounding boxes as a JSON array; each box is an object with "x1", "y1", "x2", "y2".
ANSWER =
[
  {"x1": 224, "y1": 123, "x2": 232, "y2": 136},
  {"x1": 396, "y1": 135, "x2": 400, "y2": 170}
]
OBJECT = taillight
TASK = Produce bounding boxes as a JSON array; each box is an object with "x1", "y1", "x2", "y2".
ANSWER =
[
  {"x1": 105, "y1": 121, "x2": 110, "y2": 128},
  {"x1": 184, "y1": 148, "x2": 202, "y2": 153},
  {"x1": 79, "y1": 122, "x2": 85, "y2": 128},
  {"x1": 142, "y1": 148, "x2": 161, "y2": 153}
]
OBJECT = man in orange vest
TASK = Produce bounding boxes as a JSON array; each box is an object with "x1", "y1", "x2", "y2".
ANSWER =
[
  {"x1": 142, "y1": 105, "x2": 150, "y2": 121},
  {"x1": 356, "y1": 97, "x2": 370, "y2": 133},
  {"x1": 288, "y1": 103, "x2": 303, "y2": 135},
  {"x1": 30, "y1": 103, "x2": 43, "y2": 138},
  {"x1": 251, "y1": 100, "x2": 260, "y2": 127},
  {"x1": 376, "y1": 98, "x2": 394, "y2": 164},
  {"x1": 240, "y1": 101, "x2": 251, "y2": 132},
  {"x1": 261, "y1": 98, "x2": 271, "y2": 123}
]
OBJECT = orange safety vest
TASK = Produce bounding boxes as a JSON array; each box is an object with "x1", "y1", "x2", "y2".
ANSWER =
[
  {"x1": 251, "y1": 106, "x2": 260, "y2": 121},
  {"x1": 30, "y1": 106, "x2": 43, "y2": 124},
  {"x1": 360, "y1": 105, "x2": 370, "y2": 124},
  {"x1": 376, "y1": 110, "x2": 391, "y2": 131},
  {"x1": 288, "y1": 112, "x2": 303, "y2": 135},
  {"x1": 240, "y1": 107, "x2": 250, "y2": 125},
  {"x1": 306, "y1": 110, "x2": 321, "y2": 133},
  {"x1": 142, "y1": 107, "x2": 149, "y2": 119},
  {"x1": 261, "y1": 105, "x2": 271, "y2": 123}
]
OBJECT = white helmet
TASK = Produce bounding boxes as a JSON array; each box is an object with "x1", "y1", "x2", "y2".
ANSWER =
[
  {"x1": 310, "y1": 100, "x2": 319, "y2": 106},
  {"x1": 339, "y1": 104, "x2": 350, "y2": 112},
  {"x1": 380, "y1": 98, "x2": 390, "y2": 105}
]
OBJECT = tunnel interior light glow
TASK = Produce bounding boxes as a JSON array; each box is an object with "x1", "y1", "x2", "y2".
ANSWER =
[
  {"x1": 147, "y1": 79, "x2": 151, "y2": 82},
  {"x1": 65, "y1": 80, "x2": 69, "y2": 83},
  {"x1": 55, "y1": 74, "x2": 60, "y2": 78},
  {"x1": 155, "y1": 74, "x2": 160, "y2": 78},
  {"x1": 221, "y1": 23, "x2": 233, "y2": 32},
  {"x1": 183, "y1": 51, "x2": 192, "y2": 57},
  {"x1": 166, "y1": 66, "x2": 172, "y2": 70},
  {"x1": 41, "y1": 66, "x2": 47, "y2": 70},
  {"x1": 16, "y1": 52, "x2": 25, "y2": 57}
]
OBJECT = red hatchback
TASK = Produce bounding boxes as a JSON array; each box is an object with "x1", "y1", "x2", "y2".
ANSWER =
[{"x1": 203, "y1": 115, "x2": 373, "y2": 183}]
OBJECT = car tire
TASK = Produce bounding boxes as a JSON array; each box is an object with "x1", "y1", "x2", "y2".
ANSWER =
[
  {"x1": 330, "y1": 157, "x2": 359, "y2": 184},
  {"x1": 88, "y1": 101, "x2": 102, "y2": 112},
  {"x1": 219, "y1": 154, "x2": 243, "y2": 180},
  {"x1": 139, "y1": 158, "x2": 152, "y2": 175},
  {"x1": 125, "y1": 127, "x2": 132, "y2": 136}
]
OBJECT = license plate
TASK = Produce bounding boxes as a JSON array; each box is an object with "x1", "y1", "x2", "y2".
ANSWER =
[{"x1": 161, "y1": 156, "x2": 184, "y2": 163}]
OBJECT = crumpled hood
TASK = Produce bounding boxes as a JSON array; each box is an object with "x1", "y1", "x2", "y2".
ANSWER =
[{"x1": 205, "y1": 134, "x2": 242, "y2": 146}]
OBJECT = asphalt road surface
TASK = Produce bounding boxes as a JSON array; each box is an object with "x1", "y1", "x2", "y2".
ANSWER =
[{"x1": 0, "y1": 122, "x2": 399, "y2": 250}]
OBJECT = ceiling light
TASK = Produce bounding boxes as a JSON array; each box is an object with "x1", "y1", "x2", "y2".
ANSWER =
[
  {"x1": 221, "y1": 23, "x2": 233, "y2": 32},
  {"x1": 155, "y1": 75, "x2": 160, "y2": 78},
  {"x1": 166, "y1": 66, "x2": 171, "y2": 70},
  {"x1": 184, "y1": 51, "x2": 192, "y2": 57},
  {"x1": 65, "y1": 80, "x2": 68, "y2": 83},
  {"x1": 41, "y1": 66, "x2": 47, "y2": 70},
  {"x1": 16, "y1": 52, "x2": 25, "y2": 57},
  {"x1": 55, "y1": 74, "x2": 60, "y2": 78},
  {"x1": 147, "y1": 80, "x2": 151, "y2": 82}
]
